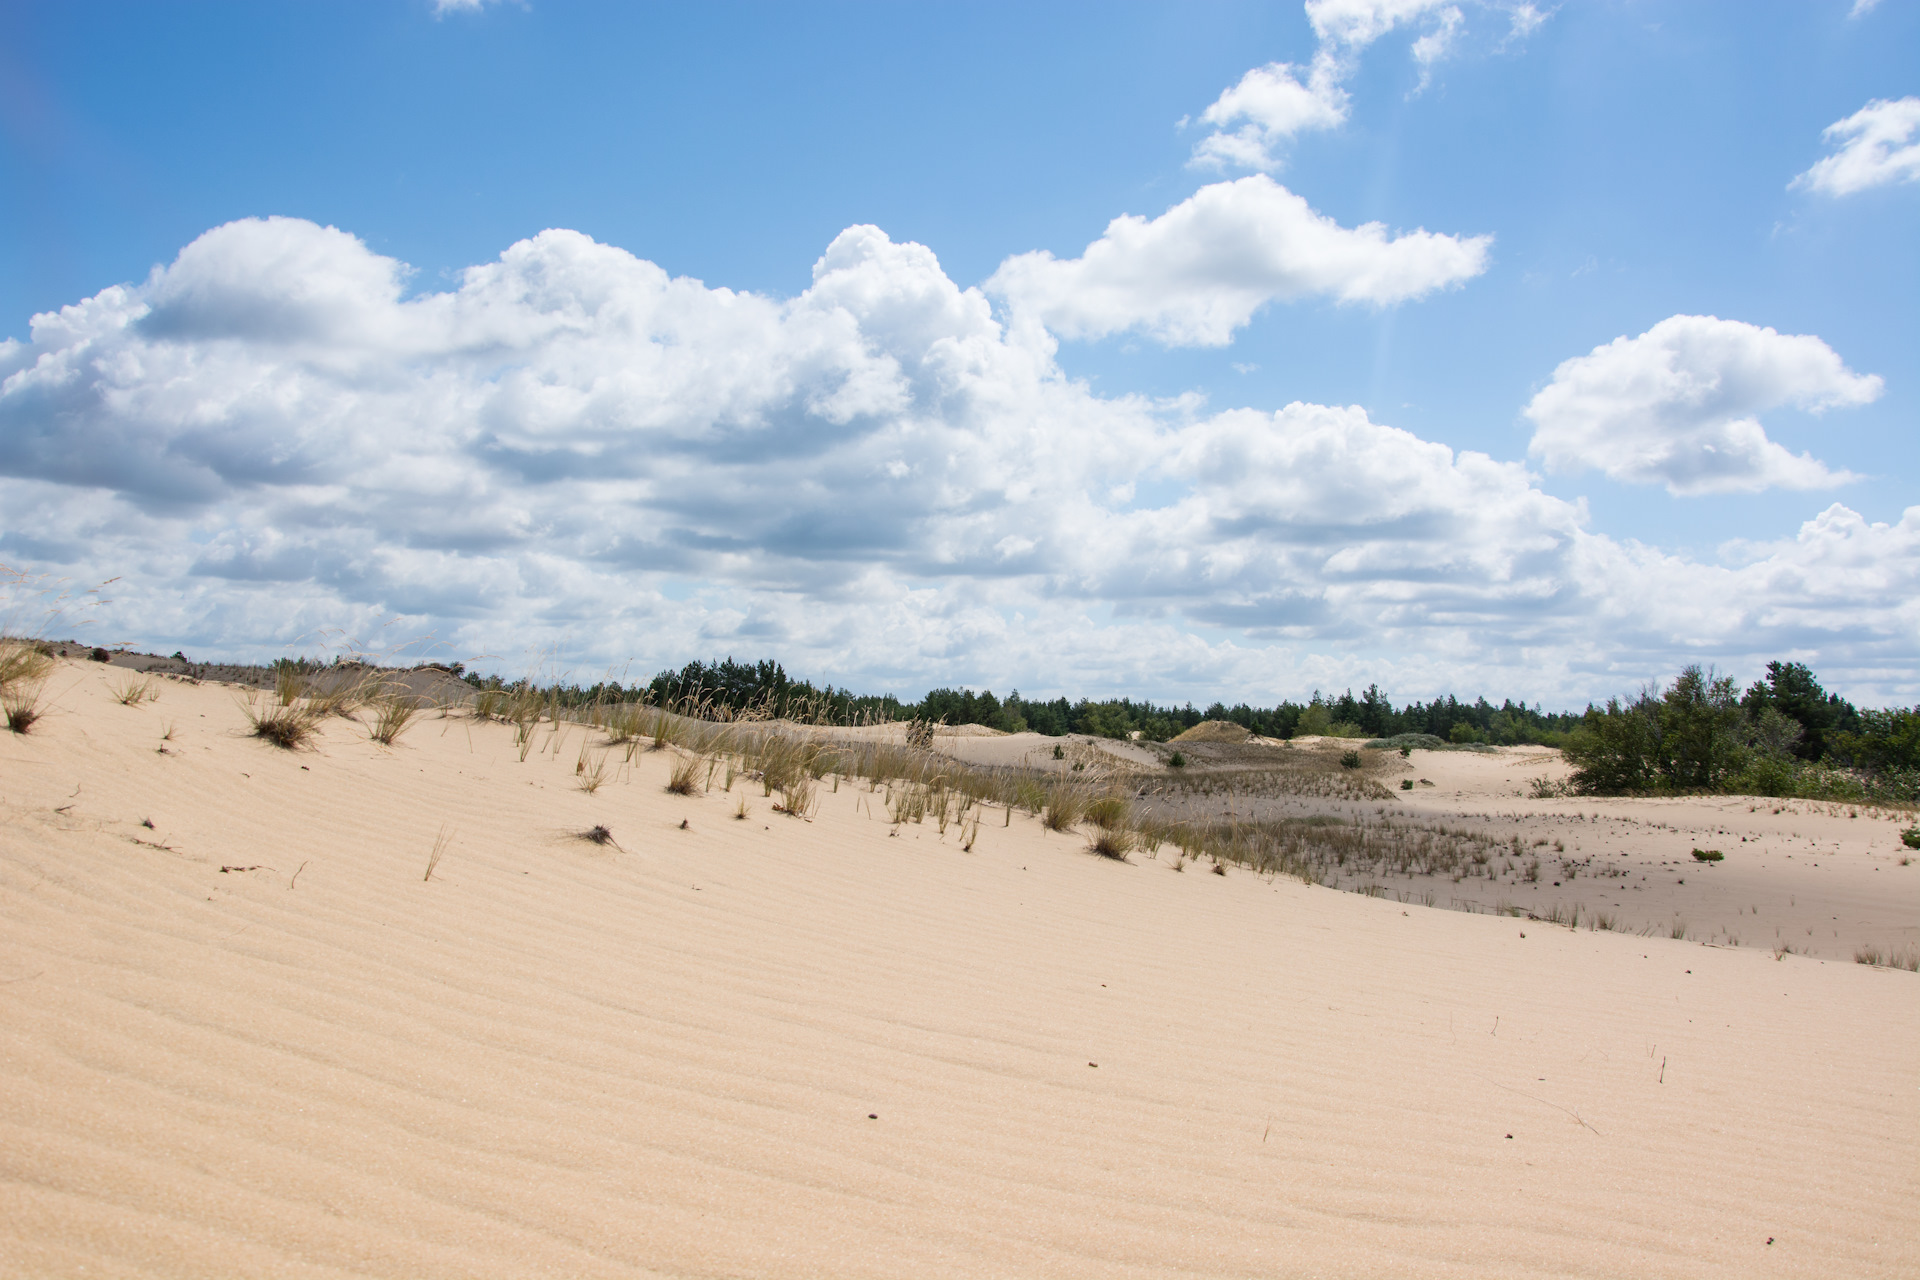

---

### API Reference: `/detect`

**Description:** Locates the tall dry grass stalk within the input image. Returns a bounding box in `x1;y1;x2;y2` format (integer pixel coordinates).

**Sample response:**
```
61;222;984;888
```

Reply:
368;688;421;745
424;826;452;881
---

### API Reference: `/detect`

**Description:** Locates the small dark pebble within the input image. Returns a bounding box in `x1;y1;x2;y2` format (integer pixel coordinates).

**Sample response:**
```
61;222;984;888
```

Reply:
867;1114;877;1120
1505;1133;1513;1139
679;819;689;830
1088;1062;1098;1068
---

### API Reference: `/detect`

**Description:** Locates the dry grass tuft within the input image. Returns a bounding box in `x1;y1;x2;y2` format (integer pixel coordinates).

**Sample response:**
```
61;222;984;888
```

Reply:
1855;943;1920;971
1083;793;1130;831
0;641;54;734
111;672;159;705
1042;781;1085;833
776;773;817;818
581;825;616;846
577;743;610;793
666;752;704;796
3;686;45;734
368;689;421;745
1088;828;1133;861
243;693;321;750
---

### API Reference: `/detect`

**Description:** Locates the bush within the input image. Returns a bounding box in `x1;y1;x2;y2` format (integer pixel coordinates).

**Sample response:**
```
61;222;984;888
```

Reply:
1399;778;1413;791
1365;733;1448;752
1168;751;1185;768
1565;666;1744;794
1691;848;1723;862
1339;750;1362;769
1903;827;1920;850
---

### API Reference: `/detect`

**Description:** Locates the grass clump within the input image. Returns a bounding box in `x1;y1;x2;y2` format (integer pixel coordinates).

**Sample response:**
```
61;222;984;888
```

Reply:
1088;828;1134;861
1902;826;1920;850
3;685;45;734
0;642;54;734
111;673;158;705
666;752;704;795
369;690;421;745
1083;793;1130;831
776;775;817;818
1690;848;1724;862
1855;943;1918;971
577;744;609;793
1041;781;1084;832
243;693;321;750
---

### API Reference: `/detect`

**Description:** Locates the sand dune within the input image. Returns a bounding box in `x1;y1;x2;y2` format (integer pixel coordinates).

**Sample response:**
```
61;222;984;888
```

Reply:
2;662;1916;1277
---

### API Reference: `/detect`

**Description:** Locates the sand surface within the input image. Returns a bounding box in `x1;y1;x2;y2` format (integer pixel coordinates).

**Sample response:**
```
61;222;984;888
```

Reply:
3;663;1916;1277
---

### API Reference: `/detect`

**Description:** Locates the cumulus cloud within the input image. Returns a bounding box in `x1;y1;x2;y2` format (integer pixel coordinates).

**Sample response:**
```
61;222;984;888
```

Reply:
1191;62;1350;171
1524;315;1880;496
1193;1;1544;168
985;176;1491;346
1792;97;1920;197
1305;0;1456;49
2;219;1915;703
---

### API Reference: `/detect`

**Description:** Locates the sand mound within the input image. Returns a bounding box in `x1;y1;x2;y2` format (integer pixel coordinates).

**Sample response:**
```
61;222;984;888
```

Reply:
1171;719;1253;743
2;660;1915;1277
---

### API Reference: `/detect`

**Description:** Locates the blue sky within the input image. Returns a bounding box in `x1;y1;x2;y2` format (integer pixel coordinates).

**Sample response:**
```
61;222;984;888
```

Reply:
2;1;1916;705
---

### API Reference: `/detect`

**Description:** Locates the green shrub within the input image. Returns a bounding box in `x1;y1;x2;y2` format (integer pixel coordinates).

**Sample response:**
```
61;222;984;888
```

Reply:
1902;827;1920;850
1168;751;1185;768
1691;848;1723;862
1339;750;1362;769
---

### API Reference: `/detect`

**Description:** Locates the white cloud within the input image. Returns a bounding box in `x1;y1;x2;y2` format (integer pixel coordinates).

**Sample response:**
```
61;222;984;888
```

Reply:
1305;0;1455;49
1524;315;1881;496
1792;96;1920;197
1191;62;1349;171
1849;0;1883;18
985;176;1491;346
1410;6;1465;88
2;220;1915;704
1505;3;1548;39
1193;2;1548;168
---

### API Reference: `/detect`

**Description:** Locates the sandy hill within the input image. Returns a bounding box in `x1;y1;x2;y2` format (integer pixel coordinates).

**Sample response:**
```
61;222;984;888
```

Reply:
1170;719;1254;743
2;661;1915;1277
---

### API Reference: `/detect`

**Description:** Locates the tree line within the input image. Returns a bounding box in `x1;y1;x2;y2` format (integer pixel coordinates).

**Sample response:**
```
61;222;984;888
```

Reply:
460;654;1915;801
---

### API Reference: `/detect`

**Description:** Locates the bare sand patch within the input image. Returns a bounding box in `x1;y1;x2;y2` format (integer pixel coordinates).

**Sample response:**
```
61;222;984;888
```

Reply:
1;662;1915;1276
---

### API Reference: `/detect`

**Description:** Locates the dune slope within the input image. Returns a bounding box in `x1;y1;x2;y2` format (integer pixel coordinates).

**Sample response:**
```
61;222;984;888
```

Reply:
2;664;1915;1277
